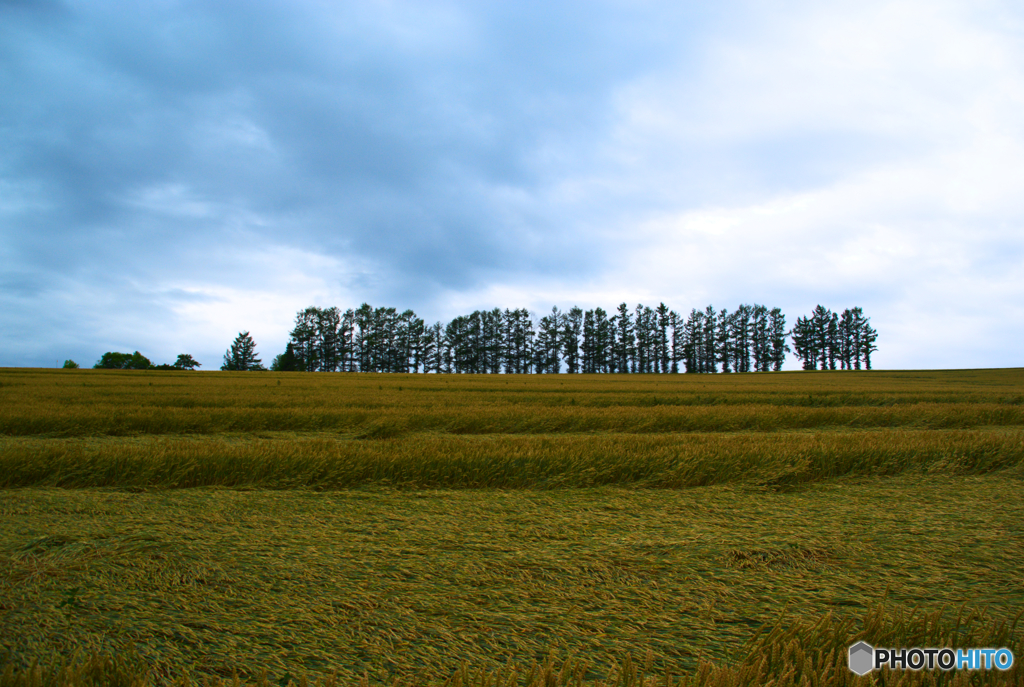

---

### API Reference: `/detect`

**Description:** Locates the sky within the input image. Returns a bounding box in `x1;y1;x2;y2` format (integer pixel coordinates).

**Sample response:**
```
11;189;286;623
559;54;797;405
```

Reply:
2;0;1023;370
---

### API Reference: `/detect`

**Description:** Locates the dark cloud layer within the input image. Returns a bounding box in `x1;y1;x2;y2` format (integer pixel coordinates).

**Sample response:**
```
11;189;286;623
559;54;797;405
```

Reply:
3;1;688;274
1;0;721;365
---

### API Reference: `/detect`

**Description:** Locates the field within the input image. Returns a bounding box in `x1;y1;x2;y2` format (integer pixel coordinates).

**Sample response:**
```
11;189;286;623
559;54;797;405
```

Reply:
1;368;1023;686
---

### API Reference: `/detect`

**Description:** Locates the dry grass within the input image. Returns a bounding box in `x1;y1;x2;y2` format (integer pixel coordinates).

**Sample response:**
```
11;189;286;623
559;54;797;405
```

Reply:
2;369;1024;439
2;368;1023;489
0;429;1021;489
3;606;1023;686
2;478;1023;685
1;368;1022;684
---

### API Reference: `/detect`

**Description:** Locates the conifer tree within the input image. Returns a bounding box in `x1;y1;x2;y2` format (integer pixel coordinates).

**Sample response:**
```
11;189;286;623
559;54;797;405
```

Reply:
668;309;681;373
810;305;833;370
633;304;650;373
790;316;816;370
717;307;732;373
594;307;613;373
613;303;634;374
562;307;583;373
221;332;264;371
860;318;878;370
702;306;718;373
751;305;770;372
582;309;596;373
339;309;356;372
534;307;563;373
655;303;671;373
826;311;839;371
289;308;317;371
480;309;503;373
730;304;752;373
316;306;343;372
681;309;700;373
769;308;789;371
422;322;444;373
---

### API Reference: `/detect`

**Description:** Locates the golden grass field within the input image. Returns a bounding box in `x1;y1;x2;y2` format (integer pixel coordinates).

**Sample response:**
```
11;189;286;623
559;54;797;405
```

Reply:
1;368;1022;686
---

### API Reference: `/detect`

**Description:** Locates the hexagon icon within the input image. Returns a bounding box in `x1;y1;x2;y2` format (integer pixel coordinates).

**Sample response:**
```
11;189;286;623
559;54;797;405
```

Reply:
848;641;874;676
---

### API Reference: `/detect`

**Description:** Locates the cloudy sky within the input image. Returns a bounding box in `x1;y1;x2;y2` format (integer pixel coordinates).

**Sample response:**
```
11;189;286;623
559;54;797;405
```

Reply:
2;0;1023;370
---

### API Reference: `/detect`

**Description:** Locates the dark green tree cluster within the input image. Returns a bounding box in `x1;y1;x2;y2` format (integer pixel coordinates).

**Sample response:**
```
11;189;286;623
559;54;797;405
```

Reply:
268;302;817;374
271;306;425;372
790;306;878;370
676;305;791;374
93;352;202;370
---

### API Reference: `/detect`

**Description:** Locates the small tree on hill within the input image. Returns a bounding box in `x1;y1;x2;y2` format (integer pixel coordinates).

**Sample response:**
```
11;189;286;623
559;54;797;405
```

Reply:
173;354;201;370
94;351;153;370
62;359;80;369
94;352;132;369
221;332;265;371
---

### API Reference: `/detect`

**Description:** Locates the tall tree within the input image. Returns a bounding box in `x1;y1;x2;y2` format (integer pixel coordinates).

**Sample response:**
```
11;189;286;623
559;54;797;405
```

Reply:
736;304;755;373
562;307;583;374
859;317;878;370
289;307;318;371
613;303;634;374
668;310;681;374
353;304;374;372
446;315;470;373
838;308;855;370
504;308;534;374
790;316;816;370
221;332;264;371
716;308;733;373
582;309;596;373
826;311;840;371
594;308;613;373
534;307;563;373
655;303;671;374
404;311;427;373
702;306;718;373
750;305;770;372
633;304;649;373
809;305;834;371
316;306;343;372
481;309;504;374
681;309;700;373
769;308;789;372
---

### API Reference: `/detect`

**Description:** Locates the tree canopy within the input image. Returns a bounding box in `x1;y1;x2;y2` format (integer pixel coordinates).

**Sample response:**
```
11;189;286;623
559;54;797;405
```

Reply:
93;351;153;370
173;354;202;370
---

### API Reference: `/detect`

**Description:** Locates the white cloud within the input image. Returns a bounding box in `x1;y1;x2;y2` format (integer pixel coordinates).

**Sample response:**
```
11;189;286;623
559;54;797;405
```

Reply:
435;0;1024;368
555;0;1020;368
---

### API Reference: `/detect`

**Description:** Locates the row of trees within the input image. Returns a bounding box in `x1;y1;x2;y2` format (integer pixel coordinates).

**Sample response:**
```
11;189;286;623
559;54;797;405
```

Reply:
246;302;874;374
93;351;201;370
790;306;878;370
87;304;877;375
